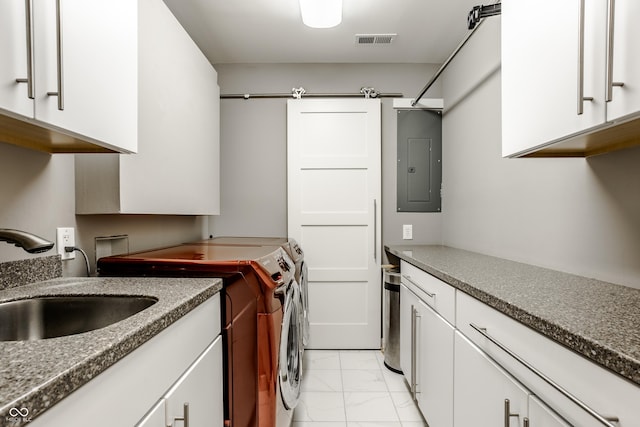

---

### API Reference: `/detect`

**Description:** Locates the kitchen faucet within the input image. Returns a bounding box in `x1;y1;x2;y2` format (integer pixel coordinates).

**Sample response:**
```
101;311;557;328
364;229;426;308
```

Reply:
0;229;55;254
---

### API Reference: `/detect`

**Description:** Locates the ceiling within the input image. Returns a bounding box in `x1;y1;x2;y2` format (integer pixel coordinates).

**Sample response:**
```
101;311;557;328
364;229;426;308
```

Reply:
162;0;484;65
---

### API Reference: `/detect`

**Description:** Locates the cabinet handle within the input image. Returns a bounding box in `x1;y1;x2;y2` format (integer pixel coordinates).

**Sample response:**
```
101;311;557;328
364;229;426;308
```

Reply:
16;0;36;99
169;402;189;427
504;399;519;427
605;0;625;102
46;0;64;110
577;0;593;115
402;275;436;298
410;305;421;399
469;323;619;427
523;417;530;427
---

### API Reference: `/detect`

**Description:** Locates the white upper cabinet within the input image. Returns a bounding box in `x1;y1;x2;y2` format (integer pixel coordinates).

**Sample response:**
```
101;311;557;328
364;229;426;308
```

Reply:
0;0;33;117
0;0;137;153
502;0;606;157
606;0;640;122
75;0;220;215
502;0;640;157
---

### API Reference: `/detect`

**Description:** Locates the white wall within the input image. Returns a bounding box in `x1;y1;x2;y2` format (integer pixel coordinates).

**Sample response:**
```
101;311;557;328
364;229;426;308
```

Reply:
0;143;208;277
440;17;640;289
212;63;444;250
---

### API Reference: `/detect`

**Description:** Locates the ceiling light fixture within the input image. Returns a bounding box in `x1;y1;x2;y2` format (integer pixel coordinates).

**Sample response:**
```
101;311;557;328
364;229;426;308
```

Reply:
299;0;342;29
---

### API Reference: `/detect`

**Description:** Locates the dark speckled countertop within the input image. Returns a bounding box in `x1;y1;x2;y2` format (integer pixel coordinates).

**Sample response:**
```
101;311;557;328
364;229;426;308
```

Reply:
0;276;222;423
386;245;640;386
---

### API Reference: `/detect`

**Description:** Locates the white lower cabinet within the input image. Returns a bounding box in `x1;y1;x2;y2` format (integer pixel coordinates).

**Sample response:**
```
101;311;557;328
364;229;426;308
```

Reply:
400;276;454;427
137;337;224;427
415;299;454;427
528;396;571;427
454;332;529;427
457;291;638;427
29;294;223;427
454;332;574;427
399;261;640;427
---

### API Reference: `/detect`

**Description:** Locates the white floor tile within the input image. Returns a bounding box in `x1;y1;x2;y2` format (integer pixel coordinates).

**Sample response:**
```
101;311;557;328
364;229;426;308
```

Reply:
344;392;399;422
293;423;346;427
381;368;409;392
347;422;402;427
340;351;382;370
389;392;424;422
293;351;423;427
302;370;343;392
304;350;342;370
342;370;387;392
294;392;346;422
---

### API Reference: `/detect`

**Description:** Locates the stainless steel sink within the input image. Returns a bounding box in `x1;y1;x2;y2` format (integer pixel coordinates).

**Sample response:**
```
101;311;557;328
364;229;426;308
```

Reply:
0;295;158;341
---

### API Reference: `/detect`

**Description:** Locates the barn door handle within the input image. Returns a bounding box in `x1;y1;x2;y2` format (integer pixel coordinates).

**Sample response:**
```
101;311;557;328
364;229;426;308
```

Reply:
373;199;377;261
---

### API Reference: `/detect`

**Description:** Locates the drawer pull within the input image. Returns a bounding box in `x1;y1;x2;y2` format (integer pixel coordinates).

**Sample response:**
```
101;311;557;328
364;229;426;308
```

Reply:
469;324;619;427
401;274;435;298
504;399;519;427
170;402;189;427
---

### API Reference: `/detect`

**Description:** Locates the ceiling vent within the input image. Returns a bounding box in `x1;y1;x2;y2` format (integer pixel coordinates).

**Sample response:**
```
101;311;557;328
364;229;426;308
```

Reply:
355;34;396;45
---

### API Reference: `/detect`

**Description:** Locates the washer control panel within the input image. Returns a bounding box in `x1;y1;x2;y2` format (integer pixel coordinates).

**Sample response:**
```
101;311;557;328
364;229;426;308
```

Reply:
256;247;296;286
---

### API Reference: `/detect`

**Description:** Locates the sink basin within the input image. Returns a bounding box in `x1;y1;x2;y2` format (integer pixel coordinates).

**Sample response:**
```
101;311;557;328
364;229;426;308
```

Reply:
0;295;158;341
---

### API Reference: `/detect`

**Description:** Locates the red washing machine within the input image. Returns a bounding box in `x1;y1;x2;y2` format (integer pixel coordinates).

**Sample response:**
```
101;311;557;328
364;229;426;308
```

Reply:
97;243;303;427
192;236;309;348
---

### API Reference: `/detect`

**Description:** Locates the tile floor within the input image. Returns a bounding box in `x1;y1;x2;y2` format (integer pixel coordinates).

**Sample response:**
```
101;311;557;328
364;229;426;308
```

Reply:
293;350;427;427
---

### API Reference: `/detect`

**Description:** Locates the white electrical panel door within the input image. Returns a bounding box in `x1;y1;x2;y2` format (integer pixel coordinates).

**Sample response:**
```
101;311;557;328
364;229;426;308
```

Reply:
287;98;381;349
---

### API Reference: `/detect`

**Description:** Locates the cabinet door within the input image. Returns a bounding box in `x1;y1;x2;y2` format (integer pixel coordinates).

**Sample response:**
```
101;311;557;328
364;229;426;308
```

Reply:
606;0;640;121
502;0;607;157
33;0;137;152
164;337;224;427
416;299;454;427
0;0;33;117
121;0;219;214
135;399;165;427
454;332;529;427
75;0;220;215
399;283;418;388
528;396;571;427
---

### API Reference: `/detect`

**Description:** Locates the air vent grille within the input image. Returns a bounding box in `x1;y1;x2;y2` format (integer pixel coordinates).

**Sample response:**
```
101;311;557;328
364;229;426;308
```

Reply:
355;34;396;45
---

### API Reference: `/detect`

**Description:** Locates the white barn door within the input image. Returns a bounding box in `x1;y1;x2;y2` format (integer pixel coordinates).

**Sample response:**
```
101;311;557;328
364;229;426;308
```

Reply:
287;99;381;349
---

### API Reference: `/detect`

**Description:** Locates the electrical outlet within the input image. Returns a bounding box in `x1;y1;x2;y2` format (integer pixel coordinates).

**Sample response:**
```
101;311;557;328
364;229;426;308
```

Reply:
403;224;413;240
56;227;76;260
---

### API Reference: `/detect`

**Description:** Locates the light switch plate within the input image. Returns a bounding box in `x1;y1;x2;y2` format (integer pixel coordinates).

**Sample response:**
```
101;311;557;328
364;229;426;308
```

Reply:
403;224;413;240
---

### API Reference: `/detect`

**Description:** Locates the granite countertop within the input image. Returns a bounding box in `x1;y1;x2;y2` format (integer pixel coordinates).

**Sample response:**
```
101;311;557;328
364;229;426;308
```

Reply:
386;245;640;386
0;276;222;423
